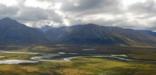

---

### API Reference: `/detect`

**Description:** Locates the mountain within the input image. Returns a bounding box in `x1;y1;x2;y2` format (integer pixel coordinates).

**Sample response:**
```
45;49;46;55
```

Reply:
1;17;156;46
44;24;156;46
0;18;47;44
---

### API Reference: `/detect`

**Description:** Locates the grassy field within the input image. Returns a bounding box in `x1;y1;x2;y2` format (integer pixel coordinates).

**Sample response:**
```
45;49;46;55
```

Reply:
0;53;38;60
0;45;155;75
0;57;155;75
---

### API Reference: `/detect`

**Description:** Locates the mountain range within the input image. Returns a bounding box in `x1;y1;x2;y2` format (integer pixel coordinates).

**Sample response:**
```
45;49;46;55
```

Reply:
0;17;156;47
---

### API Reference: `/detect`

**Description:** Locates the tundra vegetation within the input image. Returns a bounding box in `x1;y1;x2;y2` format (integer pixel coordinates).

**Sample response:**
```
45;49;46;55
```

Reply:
0;45;155;75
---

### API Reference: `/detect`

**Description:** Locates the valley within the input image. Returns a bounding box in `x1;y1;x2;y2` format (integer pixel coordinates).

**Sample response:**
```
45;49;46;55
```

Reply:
0;0;155;75
0;45;155;75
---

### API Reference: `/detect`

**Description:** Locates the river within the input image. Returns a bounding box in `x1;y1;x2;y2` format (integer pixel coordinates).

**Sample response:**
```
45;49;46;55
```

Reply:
0;51;133;64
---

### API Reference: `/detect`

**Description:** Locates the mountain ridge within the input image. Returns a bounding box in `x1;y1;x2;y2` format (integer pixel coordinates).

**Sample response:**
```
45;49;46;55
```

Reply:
0;18;48;45
0;18;156;47
44;24;156;46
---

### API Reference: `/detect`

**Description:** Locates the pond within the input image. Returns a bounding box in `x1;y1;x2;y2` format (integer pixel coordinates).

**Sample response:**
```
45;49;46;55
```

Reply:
0;60;38;64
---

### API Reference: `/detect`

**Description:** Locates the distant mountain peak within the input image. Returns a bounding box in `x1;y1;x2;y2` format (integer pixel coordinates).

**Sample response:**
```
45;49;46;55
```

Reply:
85;23;98;26
0;17;27;28
74;23;98;27
2;17;12;20
0;17;20;25
0;17;47;44
1;17;16;22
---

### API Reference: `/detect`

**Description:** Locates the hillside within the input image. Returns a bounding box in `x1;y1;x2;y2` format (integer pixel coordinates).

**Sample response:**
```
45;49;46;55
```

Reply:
0;18;47;44
45;24;156;46
0;18;156;46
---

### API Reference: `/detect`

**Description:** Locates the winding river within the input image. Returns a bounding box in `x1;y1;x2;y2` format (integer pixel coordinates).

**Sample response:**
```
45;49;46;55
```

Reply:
0;51;133;64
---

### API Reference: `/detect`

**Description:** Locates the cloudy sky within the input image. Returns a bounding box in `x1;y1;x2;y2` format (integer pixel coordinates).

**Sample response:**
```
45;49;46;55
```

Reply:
0;0;156;30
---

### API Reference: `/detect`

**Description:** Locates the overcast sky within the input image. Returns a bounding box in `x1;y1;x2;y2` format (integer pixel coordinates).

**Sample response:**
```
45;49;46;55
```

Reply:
0;0;156;30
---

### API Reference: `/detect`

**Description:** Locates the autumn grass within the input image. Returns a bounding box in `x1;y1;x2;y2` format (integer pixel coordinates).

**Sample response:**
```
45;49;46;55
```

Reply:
0;53;37;60
0;56;155;75
0;45;156;75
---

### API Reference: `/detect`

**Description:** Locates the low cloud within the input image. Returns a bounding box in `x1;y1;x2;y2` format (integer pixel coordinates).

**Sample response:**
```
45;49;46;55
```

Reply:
0;4;18;19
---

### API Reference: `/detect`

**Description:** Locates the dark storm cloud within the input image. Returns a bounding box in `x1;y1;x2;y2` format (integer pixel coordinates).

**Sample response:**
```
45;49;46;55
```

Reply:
0;0;156;30
0;0;122;27
61;0;121;16
0;0;62;26
17;7;48;21
17;7;61;22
